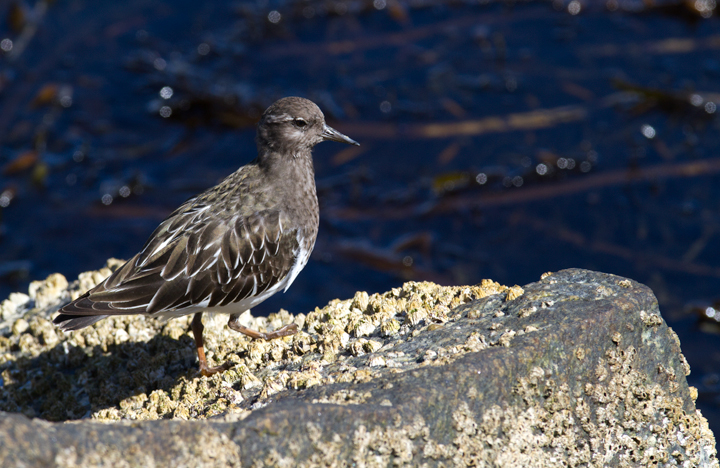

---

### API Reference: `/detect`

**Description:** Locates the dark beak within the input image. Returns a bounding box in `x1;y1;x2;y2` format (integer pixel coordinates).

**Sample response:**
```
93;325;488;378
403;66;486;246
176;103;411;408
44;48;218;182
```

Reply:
322;123;360;146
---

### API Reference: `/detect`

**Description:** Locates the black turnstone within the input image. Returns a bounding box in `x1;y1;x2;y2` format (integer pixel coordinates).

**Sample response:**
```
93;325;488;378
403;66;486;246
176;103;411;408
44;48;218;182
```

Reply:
54;97;359;376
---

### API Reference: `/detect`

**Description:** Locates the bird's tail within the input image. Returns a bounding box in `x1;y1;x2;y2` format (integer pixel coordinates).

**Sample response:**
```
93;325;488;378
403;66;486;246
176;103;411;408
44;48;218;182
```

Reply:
53;314;108;331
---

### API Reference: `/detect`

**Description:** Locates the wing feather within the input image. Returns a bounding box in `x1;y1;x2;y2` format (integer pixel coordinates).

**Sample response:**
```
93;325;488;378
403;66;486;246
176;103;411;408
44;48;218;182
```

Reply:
161;237;189;280
147;279;190;313
188;275;215;303
54;201;304;331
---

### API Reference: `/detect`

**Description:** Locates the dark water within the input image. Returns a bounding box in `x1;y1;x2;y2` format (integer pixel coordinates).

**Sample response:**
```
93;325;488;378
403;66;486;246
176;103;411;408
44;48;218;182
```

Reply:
2;0;720;434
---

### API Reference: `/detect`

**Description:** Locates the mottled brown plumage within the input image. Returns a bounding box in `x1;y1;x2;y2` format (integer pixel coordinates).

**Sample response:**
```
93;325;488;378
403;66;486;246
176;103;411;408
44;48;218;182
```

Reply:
54;97;359;376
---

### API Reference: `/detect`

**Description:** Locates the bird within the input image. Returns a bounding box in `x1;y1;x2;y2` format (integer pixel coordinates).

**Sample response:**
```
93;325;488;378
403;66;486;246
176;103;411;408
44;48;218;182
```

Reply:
54;96;359;376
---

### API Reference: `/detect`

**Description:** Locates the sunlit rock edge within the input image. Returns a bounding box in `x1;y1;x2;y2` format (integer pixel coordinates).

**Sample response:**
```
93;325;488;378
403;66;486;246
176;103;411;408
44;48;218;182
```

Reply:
0;261;715;467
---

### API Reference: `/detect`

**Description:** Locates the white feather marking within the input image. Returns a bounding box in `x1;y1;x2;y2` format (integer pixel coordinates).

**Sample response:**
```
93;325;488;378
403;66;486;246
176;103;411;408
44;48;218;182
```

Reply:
251;276;258;296
195;297;211;309
186;204;210;217
141;235;176;266
265;113;292;123
112;302;147;311
203;255;219;271
148;288;164;312
231;230;241;269
189;255;218;278
284;232;311;293
203;237;221;250
222;248;232;273
157;272;290;319
219;257;232;285
232;265;245;280
161;266;185;282
192;205;211;213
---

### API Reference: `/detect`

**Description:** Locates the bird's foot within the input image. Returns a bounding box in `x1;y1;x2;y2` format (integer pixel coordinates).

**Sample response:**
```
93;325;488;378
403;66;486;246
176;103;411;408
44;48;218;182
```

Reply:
192;312;236;377
198;359;234;377
228;314;299;340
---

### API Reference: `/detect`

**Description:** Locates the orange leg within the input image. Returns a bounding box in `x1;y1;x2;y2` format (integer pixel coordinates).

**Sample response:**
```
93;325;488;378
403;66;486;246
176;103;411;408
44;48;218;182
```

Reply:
227;313;298;339
191;312;299;377
191;312;233;377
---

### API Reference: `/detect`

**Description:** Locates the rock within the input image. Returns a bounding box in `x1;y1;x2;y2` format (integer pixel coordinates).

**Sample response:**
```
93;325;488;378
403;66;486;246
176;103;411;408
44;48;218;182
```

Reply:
11;319;29;336
28;273;68;310
0;293;30;321
0;268;716;467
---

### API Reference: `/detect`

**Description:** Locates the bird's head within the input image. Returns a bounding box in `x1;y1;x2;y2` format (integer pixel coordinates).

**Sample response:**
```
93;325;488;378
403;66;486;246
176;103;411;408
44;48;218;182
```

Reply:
257;97;359;157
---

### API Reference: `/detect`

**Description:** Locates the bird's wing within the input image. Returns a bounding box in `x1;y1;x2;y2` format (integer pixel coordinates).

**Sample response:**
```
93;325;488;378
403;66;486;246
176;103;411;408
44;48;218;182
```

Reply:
58;203;298;318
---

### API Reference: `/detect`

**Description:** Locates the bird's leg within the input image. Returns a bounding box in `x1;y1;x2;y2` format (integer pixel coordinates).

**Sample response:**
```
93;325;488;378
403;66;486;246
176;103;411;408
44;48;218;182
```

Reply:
191;312;233;377
227;313;299;340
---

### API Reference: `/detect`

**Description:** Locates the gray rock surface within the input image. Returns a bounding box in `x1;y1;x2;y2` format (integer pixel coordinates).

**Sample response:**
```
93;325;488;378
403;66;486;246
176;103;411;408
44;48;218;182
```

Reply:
0;265;716;467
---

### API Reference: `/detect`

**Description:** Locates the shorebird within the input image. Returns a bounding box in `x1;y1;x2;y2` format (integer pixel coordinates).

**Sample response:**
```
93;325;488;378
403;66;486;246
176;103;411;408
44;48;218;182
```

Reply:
54;97;359;376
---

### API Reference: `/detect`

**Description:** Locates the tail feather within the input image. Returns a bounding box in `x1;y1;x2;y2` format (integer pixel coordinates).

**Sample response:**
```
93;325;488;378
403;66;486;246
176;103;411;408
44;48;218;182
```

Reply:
53;313;108;331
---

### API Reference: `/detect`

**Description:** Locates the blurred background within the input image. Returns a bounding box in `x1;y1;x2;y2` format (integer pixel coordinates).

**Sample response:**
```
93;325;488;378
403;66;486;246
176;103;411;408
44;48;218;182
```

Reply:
0;0;719;437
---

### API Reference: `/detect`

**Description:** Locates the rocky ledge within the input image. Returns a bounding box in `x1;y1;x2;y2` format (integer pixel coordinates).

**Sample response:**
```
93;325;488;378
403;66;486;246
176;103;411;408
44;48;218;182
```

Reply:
0;264;716;467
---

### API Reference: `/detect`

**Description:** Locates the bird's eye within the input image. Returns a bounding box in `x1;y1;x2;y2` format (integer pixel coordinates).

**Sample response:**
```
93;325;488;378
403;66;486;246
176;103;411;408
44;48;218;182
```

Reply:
293;118;308;128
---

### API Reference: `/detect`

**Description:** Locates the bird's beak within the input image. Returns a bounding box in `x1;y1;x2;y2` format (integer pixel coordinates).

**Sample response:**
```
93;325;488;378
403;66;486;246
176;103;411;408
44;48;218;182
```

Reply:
322;123;360;146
